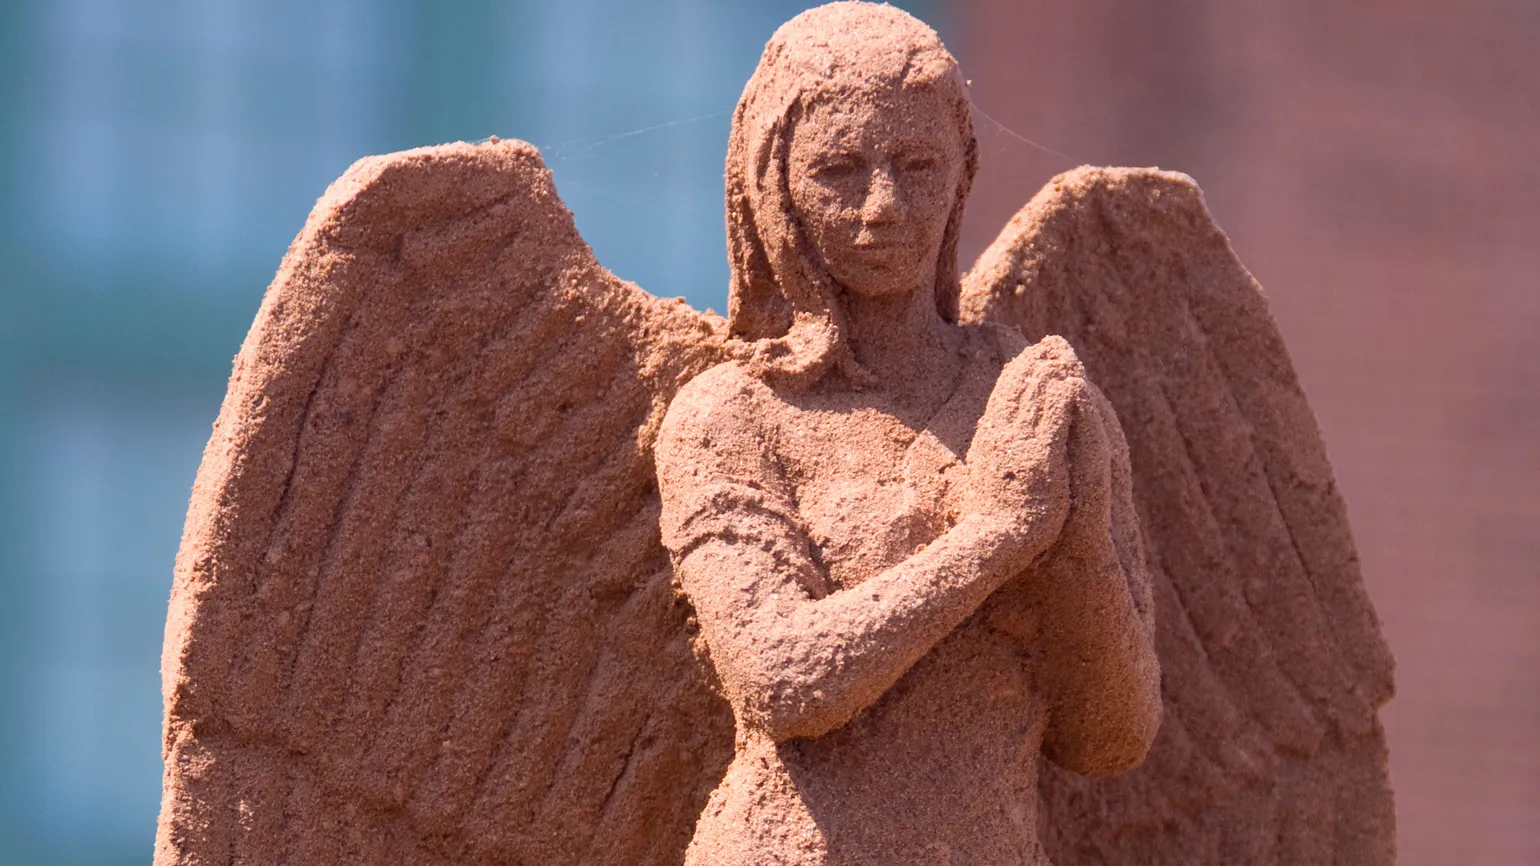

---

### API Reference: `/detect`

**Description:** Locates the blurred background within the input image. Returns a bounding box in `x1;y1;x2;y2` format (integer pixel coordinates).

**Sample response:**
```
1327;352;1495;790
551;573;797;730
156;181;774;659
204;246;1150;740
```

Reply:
0;0;1533;863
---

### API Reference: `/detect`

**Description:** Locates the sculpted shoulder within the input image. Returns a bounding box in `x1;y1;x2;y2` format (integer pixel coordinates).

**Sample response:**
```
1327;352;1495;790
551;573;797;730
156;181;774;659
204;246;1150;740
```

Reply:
656;361;778;475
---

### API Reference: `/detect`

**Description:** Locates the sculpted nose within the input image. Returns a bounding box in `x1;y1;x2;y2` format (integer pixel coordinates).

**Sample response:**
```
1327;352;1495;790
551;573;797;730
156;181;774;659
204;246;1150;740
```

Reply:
861;166;900;226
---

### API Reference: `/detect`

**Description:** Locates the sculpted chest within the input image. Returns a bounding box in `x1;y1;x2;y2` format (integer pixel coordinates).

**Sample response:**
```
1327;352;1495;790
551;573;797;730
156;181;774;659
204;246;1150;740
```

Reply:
772;397;978;590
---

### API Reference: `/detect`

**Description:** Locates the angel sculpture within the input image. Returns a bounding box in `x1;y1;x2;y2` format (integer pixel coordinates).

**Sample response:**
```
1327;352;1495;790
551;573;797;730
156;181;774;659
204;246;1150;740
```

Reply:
156;3;1396;865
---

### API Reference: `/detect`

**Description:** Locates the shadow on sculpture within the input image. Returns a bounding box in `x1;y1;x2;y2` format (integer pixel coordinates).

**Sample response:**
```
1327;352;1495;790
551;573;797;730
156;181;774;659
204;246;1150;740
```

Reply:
155;3;1395;864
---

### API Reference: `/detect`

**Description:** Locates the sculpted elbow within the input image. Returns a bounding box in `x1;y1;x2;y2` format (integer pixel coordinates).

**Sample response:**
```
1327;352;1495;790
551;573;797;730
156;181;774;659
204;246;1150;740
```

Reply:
742;674;850;743
720;649;863;742
1043;668;1162;780
1048;708;1161;779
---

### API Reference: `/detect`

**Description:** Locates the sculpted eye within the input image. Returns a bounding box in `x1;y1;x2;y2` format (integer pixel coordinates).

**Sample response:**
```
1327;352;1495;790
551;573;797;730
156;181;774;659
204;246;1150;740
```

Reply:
810;156;861;179
899;154;939;174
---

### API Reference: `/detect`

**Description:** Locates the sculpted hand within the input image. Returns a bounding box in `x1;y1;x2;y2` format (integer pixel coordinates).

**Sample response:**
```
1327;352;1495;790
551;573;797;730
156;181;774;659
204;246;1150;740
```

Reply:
1059;383;1118;547
962;335;1084;571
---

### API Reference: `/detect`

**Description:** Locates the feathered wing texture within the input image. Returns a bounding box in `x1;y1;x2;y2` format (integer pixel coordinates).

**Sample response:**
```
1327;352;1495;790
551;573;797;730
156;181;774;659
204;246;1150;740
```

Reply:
156;140;735;866
961;167;1397;864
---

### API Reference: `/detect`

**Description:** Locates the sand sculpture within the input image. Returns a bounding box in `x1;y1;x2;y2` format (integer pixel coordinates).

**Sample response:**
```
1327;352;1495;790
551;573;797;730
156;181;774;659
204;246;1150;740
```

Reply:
155;3;1395;864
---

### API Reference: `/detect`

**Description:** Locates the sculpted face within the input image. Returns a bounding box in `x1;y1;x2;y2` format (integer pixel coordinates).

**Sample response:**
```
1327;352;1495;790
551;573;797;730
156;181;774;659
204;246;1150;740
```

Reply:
787;82;965;301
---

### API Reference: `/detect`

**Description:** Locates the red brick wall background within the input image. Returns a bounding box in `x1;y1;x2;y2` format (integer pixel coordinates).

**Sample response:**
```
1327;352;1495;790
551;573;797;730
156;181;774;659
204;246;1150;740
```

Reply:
957;2;1540;862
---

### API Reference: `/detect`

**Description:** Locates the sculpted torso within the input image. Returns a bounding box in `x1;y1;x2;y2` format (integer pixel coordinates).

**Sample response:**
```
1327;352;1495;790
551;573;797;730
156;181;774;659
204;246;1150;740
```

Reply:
661;337;1061;864
653;5;1159;863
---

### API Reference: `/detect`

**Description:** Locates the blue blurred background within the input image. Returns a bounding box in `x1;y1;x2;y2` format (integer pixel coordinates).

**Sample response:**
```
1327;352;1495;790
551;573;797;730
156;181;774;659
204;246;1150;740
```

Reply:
0;1;937;861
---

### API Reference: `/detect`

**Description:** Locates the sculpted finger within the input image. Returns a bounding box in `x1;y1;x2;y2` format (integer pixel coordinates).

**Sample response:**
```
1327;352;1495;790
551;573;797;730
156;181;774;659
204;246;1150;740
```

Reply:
1074;387;1113;497
1082;381;1127;460
1063;386;1115;539
1008;338;1090;429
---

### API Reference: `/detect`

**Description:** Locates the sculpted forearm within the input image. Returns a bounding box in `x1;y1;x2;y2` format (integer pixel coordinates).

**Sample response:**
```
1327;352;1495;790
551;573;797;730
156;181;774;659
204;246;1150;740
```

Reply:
684;514;1043;742
1037;379;1161;777
1037;571;1161;778
661;346;1083;742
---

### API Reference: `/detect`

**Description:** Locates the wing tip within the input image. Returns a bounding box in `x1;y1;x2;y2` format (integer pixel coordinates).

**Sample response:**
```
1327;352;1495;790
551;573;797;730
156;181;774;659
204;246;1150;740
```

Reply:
315;138;555;225
1045;164;1200;193
334;138;548;194
964;165;1218;306
1041;166;1211;223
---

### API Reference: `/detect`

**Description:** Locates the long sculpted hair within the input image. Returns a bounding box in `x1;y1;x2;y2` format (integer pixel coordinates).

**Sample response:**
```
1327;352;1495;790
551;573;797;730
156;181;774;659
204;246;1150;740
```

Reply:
725;1;979;386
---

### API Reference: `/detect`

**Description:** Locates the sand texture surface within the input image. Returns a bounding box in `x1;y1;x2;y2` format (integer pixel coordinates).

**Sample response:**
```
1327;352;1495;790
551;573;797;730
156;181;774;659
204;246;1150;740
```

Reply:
963;166;1396;863
155;139;736;865
157;3;1394;864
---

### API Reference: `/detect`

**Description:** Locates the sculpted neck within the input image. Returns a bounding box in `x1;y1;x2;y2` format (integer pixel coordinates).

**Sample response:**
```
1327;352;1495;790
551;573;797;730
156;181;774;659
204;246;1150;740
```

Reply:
840;281;957;386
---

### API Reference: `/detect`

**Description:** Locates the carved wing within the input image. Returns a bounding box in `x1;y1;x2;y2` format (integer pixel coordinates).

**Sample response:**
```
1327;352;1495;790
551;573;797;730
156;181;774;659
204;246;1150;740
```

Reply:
961;168;1397;864
156;140;735;865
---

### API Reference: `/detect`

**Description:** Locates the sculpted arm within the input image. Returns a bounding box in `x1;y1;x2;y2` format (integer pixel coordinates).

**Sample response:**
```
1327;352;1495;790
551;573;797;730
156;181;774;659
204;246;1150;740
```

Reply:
667;496;1030;743
959;334;1159;775
656;357;1074;743
1034;381;1163;778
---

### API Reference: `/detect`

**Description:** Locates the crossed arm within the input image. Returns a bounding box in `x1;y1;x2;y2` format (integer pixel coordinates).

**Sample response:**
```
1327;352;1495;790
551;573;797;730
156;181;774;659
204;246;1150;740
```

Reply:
663;486;1052;742
655;348;1157;765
